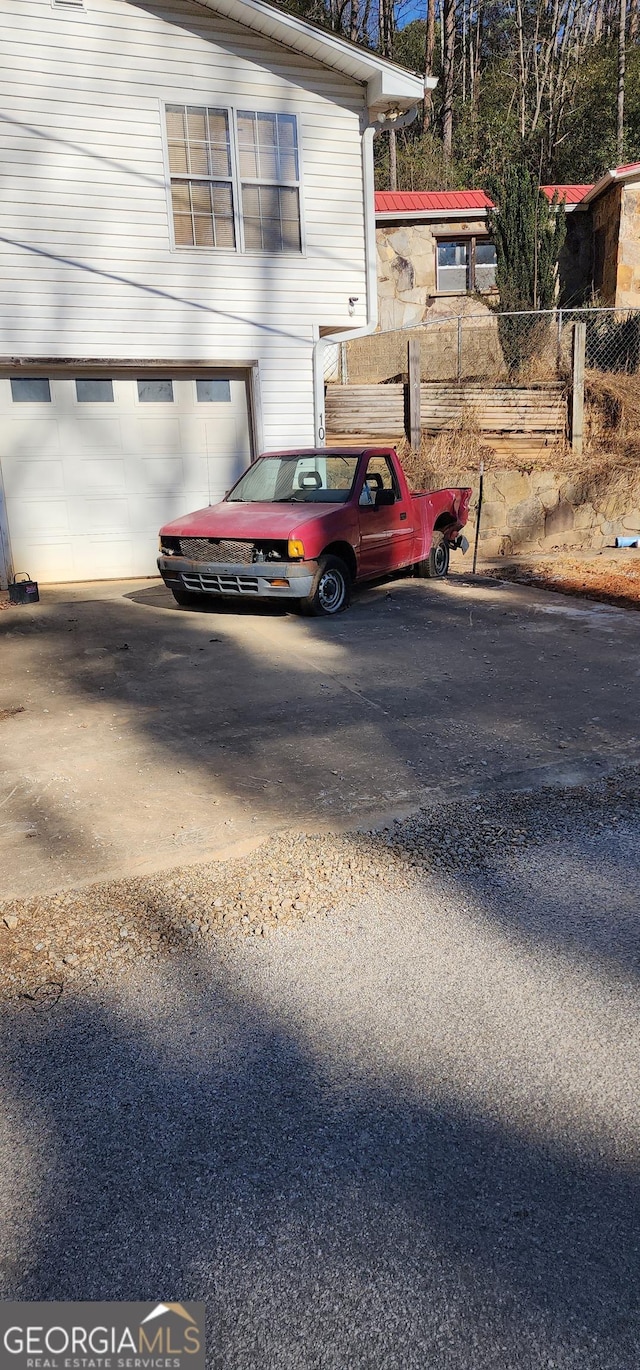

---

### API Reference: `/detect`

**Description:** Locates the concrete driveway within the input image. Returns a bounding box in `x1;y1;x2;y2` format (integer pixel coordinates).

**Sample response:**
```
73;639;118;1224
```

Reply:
1;569;640;900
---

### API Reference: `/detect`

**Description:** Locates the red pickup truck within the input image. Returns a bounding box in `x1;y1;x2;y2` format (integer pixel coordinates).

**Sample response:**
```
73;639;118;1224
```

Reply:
158;447;471;616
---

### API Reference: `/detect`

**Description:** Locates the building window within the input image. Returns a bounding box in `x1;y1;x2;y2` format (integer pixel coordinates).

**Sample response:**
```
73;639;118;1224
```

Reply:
165;105;301;253
166;105;236;249
437;240;469;292
436;238;497;293
10;377;51;402
196;379;231;402
137;379;174;403
237;112;301;253
475;241;498;291
76;378;114;402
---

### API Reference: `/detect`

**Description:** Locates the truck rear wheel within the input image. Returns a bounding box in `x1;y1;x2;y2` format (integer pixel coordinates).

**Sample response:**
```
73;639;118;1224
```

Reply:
300;555;351;616
416;531;450;580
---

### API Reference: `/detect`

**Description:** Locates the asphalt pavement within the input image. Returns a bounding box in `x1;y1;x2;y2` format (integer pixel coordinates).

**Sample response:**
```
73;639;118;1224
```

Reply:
1;774;638;1370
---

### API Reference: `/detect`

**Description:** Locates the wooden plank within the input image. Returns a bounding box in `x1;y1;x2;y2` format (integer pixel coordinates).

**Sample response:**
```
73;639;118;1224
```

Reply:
571;321;586;455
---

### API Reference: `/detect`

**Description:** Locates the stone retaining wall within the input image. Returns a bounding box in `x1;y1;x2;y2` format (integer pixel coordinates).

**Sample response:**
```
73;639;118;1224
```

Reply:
451;467;640;557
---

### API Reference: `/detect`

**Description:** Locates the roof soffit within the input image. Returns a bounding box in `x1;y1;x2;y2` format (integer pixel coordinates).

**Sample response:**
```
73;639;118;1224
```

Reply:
187;0;427;112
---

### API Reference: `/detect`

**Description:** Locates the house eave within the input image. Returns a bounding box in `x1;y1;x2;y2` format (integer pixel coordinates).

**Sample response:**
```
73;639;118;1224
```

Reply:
192;0;428;112
376;207;489;223
580;166;640;207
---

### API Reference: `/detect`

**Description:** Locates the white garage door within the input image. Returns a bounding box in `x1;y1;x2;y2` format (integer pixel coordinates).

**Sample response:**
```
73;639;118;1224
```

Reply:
0;371;252;582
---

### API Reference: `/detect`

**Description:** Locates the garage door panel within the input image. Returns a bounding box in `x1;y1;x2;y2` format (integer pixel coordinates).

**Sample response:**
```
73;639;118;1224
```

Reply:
2;460;65;498
177;417;207;455
2;371;251;582
65;419;123;456
72;537;134;582
137;491;210;532
68;498;130;536
12;540;74;581
132;457;186;495
4;419;61;457
203;417;244;456
8;498;70;536
71;459;127;495
134;418;183;454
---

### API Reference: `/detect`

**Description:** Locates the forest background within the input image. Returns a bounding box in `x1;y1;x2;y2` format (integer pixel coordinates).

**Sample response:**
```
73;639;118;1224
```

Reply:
277;0;640;192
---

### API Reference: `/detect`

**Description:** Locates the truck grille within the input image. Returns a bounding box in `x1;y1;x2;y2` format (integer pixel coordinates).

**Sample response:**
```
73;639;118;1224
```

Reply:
182;572;260;595
178;537;255;564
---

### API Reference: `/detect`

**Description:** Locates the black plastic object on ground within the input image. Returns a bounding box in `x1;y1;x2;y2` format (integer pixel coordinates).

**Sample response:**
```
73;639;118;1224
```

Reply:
8;572;39;605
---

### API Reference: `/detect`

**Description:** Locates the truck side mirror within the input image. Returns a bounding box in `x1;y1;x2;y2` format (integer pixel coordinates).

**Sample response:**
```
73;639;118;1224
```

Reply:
375;488;395;507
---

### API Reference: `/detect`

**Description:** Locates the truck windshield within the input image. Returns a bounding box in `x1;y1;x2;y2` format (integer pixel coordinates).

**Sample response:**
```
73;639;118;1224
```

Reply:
227;454;361;504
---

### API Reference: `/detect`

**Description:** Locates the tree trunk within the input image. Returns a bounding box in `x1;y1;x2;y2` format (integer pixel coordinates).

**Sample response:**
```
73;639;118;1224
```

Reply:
424;0;436;124
630;0;639;41
349;0;359;43
379;0;394;57
442;0;455;156
389;127;397;190
618;0;626;161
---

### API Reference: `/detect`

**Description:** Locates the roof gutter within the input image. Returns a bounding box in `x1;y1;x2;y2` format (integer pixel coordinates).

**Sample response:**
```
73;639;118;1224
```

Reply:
580;165;640;207
312;98;428;444
376;206;490;222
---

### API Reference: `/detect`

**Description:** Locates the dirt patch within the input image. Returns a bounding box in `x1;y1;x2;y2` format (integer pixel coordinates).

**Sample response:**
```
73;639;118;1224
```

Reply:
0;705;25;722
486;548;640;610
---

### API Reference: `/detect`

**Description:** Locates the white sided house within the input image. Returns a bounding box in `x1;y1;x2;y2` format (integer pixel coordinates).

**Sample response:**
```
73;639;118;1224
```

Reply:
0;0;425;585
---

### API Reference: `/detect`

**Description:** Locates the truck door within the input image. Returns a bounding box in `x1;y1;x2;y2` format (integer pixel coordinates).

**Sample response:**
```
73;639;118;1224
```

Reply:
357;454;414;577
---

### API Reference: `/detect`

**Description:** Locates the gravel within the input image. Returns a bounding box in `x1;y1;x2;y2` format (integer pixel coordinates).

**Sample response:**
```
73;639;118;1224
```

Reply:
1;767;639;1002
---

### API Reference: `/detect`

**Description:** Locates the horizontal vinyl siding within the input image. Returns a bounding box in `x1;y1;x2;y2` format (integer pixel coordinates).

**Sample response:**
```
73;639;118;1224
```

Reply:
0;0;370;445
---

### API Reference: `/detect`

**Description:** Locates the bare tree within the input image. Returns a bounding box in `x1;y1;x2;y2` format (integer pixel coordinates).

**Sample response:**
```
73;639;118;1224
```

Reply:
618;0;626;160
424;0;436;125
441;0;456;155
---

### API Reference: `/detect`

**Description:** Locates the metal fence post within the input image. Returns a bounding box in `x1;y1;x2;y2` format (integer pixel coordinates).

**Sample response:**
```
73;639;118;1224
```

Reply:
457;316;462;381
407;336;421;451
557;309;563;373
571;320;586;454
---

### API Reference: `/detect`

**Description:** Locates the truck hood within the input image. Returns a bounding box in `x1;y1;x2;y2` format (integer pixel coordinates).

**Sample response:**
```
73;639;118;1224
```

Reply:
160;500;343;541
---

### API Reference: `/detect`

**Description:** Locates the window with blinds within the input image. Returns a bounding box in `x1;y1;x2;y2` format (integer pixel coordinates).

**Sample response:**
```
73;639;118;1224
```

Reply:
237;111;301;253
165;105;301;253
166;105;236;249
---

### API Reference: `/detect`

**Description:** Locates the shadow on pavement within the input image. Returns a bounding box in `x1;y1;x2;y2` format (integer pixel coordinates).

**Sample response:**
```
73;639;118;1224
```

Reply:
0;945;638;1369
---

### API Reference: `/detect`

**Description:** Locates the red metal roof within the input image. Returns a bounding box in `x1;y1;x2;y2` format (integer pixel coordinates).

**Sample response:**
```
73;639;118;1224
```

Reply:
375;190;494;213
542;184;593;204
375;186;594;215
612;162;640;175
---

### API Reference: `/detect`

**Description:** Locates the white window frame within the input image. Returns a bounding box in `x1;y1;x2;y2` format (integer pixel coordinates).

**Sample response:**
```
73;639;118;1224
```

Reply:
161;100;304;257
435;236;497;294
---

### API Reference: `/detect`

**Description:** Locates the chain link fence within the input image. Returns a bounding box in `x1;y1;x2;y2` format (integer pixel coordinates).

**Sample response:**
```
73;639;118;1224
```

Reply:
333;308;640;386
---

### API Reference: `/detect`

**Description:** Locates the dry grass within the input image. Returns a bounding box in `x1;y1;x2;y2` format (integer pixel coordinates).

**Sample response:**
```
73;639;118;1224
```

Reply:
585;370;640;459
396;422;493;491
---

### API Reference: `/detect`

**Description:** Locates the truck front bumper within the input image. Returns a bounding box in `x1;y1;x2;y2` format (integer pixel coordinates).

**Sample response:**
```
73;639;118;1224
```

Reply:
157;555;316;600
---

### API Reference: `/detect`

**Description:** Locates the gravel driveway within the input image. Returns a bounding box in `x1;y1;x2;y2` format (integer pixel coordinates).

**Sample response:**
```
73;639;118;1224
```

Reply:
1;773;638;1370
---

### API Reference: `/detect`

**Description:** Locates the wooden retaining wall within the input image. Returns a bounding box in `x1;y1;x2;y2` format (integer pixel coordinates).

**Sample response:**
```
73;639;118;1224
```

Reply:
325;382;567;448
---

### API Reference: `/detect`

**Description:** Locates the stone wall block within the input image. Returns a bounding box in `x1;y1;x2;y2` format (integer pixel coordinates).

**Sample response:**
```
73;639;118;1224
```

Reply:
507;495;546;535
478;501;507;530
492;471;531;504
573;503;597;530
545;501;575;538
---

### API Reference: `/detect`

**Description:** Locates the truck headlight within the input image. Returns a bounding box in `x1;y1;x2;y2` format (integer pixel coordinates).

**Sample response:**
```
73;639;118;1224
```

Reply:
287;539;305;560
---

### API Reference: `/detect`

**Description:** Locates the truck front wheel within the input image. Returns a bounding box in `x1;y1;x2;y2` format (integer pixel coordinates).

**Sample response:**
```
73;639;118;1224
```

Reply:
416;531;450;580
300;555;351;616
